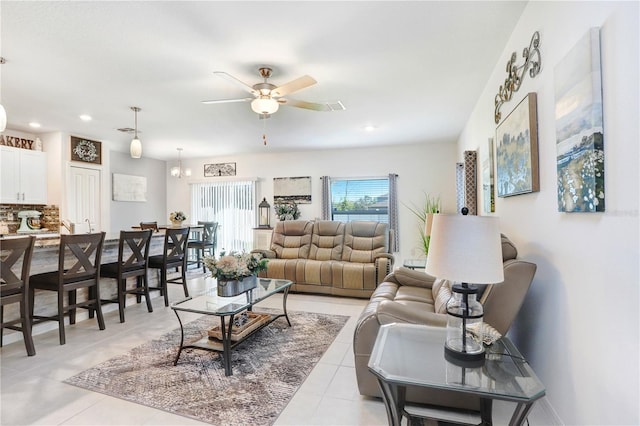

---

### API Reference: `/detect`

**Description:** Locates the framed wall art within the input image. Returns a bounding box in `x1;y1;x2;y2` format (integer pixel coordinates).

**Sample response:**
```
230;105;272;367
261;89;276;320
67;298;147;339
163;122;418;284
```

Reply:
71;136;102;164
555;27;604;212
204;162;236;177
495;92;539;197
112;173;147;202
274;176;312;204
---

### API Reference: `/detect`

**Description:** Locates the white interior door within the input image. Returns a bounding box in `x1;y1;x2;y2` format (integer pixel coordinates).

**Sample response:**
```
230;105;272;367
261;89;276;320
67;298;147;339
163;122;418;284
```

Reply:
68;166;101;232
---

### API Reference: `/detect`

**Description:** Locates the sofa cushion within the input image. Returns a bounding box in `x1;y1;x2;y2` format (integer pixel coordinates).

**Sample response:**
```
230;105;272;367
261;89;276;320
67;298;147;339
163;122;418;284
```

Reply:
332;261;377;290
270;220;313;259
342;222;389;263
309;221;345;261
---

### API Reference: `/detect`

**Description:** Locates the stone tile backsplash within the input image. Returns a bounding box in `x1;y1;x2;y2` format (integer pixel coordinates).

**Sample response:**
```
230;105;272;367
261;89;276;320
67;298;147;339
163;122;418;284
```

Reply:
0;204;60;234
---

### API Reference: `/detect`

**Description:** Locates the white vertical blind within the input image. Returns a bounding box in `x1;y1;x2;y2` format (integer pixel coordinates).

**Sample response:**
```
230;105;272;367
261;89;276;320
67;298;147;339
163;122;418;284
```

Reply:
190;180;256;254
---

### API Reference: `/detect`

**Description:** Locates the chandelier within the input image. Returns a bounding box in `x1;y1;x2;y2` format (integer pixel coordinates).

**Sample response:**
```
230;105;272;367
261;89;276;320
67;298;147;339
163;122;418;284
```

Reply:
170;148;192;178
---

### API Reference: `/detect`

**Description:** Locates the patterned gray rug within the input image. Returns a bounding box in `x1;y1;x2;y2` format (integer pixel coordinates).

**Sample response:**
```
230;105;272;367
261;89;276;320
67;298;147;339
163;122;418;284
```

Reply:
64;310;349;425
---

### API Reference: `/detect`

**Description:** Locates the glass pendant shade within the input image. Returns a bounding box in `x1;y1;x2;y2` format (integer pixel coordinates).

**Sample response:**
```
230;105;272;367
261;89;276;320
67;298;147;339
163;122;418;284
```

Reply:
251;96;279;115
130;138;142;158
0;104;6;132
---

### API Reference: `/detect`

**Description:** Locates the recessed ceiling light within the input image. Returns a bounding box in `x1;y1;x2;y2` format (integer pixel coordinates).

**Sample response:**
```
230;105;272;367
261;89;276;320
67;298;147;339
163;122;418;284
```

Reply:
79;114;92;121
364;125;377;132
29;122;41;128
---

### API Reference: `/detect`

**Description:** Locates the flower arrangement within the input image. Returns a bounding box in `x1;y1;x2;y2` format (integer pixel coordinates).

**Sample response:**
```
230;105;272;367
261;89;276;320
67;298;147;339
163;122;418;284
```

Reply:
274;202;301;221
203;251;268;281
169;211;186;222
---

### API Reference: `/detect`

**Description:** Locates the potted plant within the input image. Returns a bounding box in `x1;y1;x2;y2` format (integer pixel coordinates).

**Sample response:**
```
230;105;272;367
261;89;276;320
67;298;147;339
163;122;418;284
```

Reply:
274;202;301;221
406;194;441;256
203;251;269;297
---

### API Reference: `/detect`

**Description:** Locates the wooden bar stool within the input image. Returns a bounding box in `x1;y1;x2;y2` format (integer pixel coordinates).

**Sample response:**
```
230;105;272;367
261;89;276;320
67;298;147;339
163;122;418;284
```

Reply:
99;230;153;323
187;221;218;272
148;227;190;307
139;221;159;232
29;232;106;345
1;235;37;356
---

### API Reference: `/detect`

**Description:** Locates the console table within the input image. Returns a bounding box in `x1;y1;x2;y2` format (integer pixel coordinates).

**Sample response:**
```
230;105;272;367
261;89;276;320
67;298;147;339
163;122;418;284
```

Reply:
368;323;545;426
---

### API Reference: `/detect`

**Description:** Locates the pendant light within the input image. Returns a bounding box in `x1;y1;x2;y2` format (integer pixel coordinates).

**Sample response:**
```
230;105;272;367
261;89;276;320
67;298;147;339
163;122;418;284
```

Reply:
170;148;192;178
130;106;142;158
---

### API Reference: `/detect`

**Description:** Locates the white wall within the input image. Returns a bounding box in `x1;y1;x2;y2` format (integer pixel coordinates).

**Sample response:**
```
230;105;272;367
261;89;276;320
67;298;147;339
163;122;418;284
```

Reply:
458;2;639;424
166;142;457;263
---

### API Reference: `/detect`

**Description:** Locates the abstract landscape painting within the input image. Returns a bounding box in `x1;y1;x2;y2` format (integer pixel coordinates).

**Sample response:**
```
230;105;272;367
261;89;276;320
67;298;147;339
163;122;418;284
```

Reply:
555;27;604;212
496;93;539;197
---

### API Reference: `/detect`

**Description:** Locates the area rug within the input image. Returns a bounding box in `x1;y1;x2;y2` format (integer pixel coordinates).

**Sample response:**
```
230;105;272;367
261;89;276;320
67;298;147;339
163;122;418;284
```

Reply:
64;310;349;425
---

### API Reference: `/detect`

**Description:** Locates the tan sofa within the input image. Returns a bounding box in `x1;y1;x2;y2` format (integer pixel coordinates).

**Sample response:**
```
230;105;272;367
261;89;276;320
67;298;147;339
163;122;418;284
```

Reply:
353;234;536;411
252;220;394;298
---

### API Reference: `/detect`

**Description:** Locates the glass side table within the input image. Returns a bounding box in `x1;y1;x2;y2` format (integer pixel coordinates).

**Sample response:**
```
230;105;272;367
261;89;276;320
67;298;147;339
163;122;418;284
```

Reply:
368;323;545;426
402;258;427;270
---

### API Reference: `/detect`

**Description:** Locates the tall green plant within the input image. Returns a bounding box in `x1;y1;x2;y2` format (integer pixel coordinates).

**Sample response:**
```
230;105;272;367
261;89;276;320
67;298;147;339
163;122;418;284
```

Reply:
404;194;440;256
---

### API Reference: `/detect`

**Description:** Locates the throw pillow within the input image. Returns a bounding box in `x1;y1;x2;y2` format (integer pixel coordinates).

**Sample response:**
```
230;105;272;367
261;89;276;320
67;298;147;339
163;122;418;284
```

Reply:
433;279;452;314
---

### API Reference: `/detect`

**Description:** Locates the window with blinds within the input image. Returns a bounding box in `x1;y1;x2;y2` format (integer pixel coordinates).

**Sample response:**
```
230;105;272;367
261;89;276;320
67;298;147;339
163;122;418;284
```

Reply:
190;180;256;253
330;177;389;222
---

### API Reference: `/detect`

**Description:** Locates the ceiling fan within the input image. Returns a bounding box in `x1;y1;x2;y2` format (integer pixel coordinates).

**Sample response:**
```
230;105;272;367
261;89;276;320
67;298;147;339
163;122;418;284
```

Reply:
202;67;345;118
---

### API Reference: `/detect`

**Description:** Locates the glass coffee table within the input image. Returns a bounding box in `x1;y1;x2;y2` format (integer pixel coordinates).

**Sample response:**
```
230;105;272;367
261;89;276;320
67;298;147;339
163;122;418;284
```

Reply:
171;277;293;376
369;323;545;426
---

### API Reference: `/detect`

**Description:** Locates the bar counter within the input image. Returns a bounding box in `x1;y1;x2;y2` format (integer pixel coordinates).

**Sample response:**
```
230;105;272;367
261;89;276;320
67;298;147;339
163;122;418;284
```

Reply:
1;230;187;345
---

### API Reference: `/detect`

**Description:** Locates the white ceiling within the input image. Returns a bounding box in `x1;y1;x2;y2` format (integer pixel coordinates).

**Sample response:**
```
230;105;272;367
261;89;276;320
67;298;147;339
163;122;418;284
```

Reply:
1;1;526;161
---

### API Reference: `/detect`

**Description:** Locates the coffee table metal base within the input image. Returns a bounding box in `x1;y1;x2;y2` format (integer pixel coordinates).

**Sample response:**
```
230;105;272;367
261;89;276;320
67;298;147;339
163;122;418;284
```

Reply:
173;286;291;376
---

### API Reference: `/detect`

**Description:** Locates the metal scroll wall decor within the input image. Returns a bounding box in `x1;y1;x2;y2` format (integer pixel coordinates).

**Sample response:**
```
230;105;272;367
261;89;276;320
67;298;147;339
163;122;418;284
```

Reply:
494;31;542;124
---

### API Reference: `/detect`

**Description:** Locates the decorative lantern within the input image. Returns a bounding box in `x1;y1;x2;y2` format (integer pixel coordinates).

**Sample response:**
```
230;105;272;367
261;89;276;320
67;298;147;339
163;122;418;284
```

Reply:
258;198;271;228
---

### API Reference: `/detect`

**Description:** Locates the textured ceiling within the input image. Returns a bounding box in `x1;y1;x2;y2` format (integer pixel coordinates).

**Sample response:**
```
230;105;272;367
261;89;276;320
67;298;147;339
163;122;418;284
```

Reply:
1;1;526;160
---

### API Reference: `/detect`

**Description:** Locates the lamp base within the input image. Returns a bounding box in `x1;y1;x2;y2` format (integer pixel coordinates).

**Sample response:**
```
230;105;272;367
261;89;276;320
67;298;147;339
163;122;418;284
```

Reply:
444;345;485;367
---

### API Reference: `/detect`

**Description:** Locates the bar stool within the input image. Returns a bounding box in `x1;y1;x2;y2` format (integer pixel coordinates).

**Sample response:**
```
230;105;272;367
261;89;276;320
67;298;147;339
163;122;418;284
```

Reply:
188;221;218;272
99;230;153;323
148;227;190;307
29;232;106;345
1;235;37;356
139;221;159;232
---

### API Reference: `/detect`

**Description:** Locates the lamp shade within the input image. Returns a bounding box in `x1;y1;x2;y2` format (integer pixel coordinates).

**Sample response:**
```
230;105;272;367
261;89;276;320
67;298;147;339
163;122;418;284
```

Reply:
251;96;279;115
130;138;142;158
425;214;504;284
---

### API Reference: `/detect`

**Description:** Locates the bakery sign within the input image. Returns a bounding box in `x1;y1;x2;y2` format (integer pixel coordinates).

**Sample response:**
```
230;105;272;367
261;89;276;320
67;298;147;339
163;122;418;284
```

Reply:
71;136;102;164
0;134;35;149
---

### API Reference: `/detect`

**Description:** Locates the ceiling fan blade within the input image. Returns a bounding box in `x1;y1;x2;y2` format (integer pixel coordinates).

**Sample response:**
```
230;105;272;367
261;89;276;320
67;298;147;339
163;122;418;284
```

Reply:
201;97;253;104
271;75;317;97
280;98;346;112
213;71;259;96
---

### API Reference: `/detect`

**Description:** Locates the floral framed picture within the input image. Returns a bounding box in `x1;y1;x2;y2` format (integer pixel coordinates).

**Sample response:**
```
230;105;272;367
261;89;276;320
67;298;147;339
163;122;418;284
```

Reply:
495;93;539;197
204;162;236;177
71;136;102;164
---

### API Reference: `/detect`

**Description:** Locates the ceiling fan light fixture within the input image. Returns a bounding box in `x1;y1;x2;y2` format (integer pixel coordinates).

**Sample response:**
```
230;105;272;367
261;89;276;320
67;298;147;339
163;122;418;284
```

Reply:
251;96;279;115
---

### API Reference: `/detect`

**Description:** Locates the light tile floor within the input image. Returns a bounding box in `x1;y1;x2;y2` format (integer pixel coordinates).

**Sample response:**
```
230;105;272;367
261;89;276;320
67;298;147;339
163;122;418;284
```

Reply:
1;276;550;425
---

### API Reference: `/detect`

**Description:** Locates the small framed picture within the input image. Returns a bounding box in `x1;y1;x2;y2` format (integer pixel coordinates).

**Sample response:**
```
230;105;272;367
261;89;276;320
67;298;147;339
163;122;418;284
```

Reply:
71;136;102;164
204;162;236;177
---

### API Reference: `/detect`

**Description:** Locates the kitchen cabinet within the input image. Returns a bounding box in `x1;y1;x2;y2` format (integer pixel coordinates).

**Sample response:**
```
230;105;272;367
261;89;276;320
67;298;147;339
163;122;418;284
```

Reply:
0;146;47;204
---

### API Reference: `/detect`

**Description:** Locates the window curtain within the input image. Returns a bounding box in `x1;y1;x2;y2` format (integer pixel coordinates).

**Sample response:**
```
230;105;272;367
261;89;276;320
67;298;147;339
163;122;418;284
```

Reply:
388;173;399;252
320;176;331;220
190;180;256;253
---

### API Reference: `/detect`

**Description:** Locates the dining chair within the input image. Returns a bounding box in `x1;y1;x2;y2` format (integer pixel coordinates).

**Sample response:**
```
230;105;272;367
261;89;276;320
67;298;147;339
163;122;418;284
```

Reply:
148;227;190;307
139;221;159;232
1;235;37;356
29;232;106;345
99;229;153;323
187;221;218;273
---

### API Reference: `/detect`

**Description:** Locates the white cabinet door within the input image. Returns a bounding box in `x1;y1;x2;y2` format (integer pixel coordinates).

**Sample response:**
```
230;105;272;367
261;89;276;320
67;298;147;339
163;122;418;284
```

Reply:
0;146;47;204
0;147;21;203
20;149;47;204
